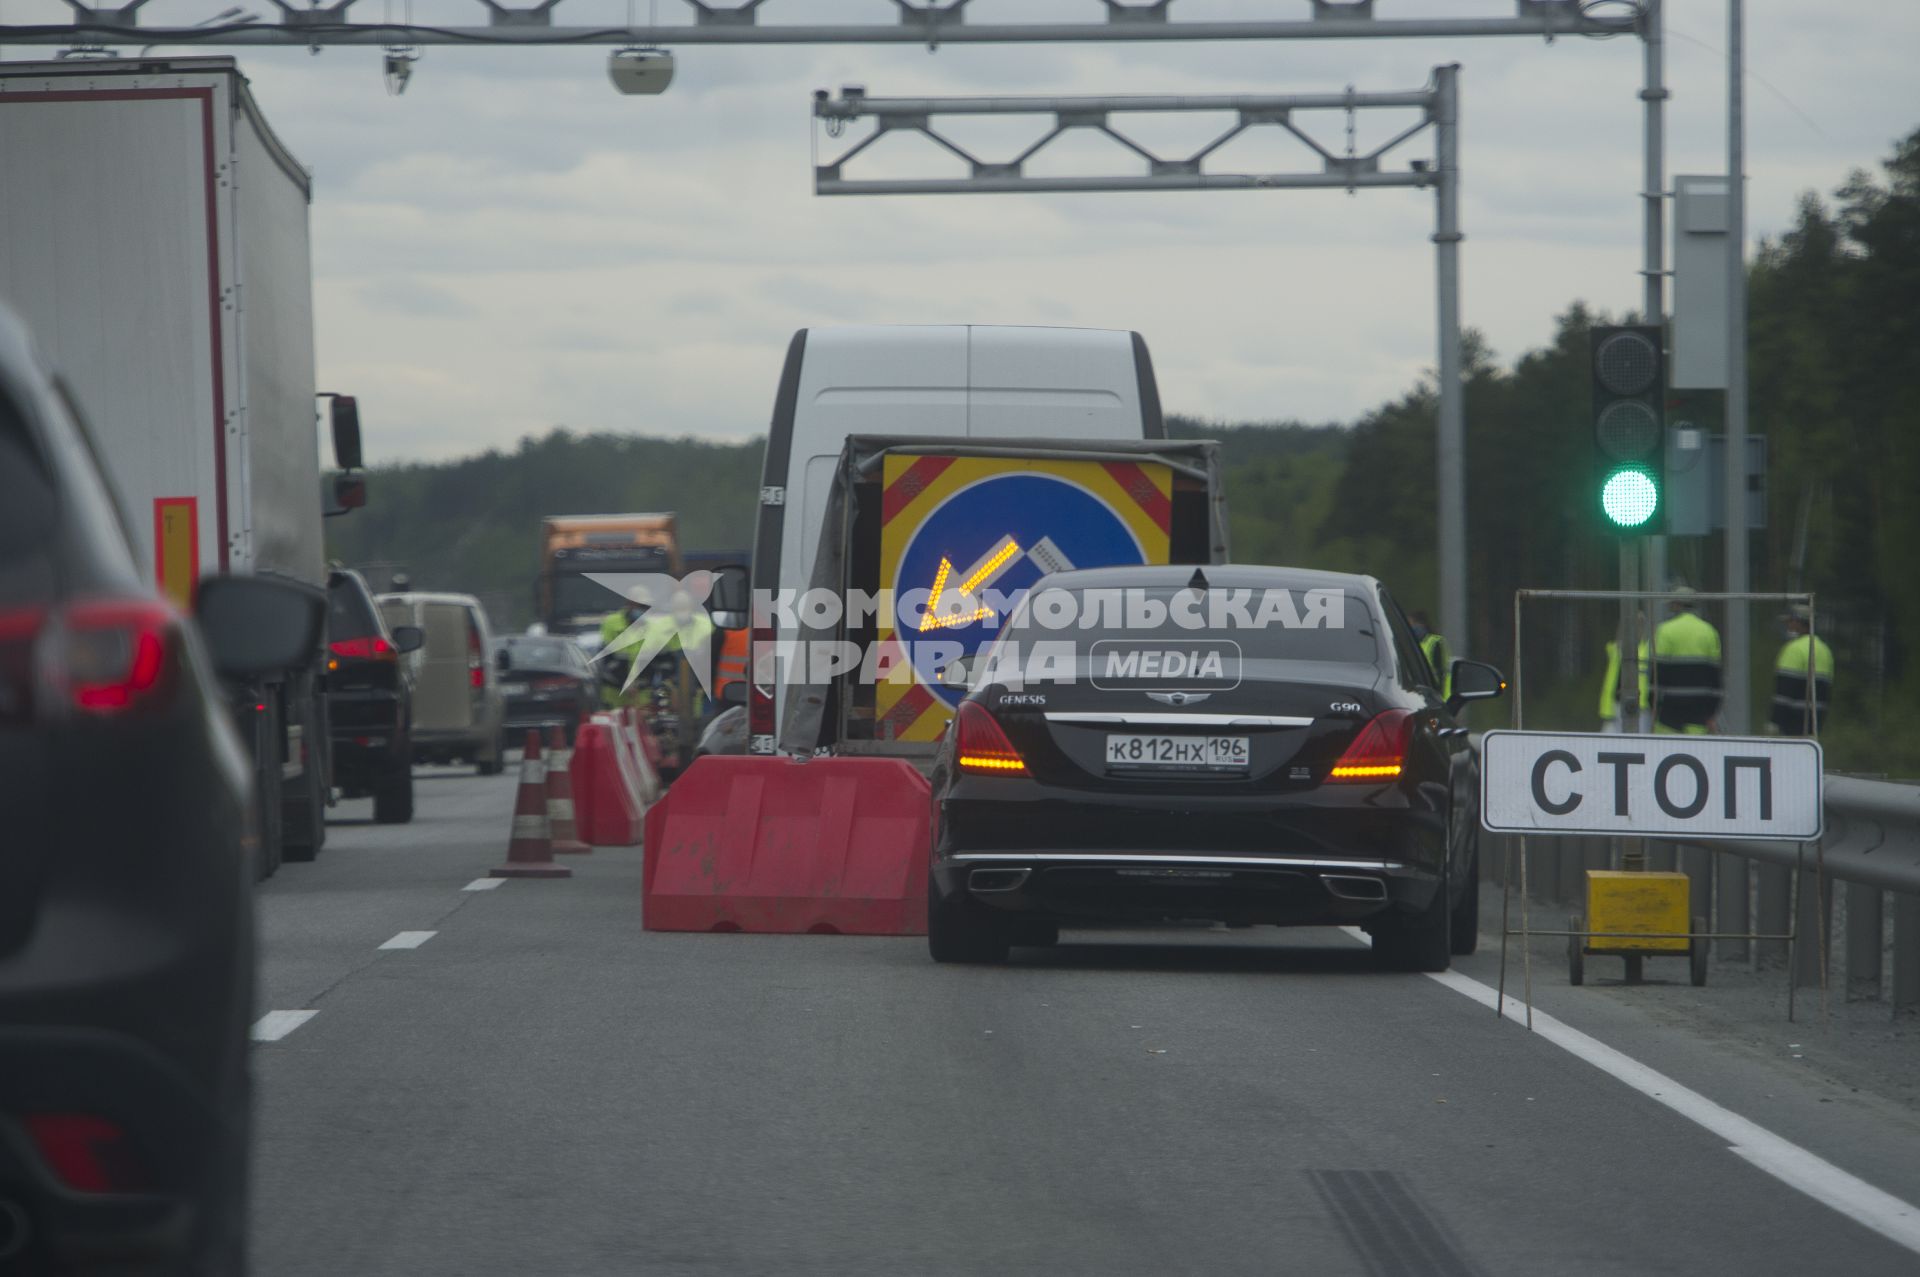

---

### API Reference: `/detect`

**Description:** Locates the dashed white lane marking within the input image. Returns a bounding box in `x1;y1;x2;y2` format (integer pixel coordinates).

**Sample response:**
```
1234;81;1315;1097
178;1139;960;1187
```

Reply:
1428;965;1920;1256
379;930;437;950
251;1010;318;1042
463;878;505;892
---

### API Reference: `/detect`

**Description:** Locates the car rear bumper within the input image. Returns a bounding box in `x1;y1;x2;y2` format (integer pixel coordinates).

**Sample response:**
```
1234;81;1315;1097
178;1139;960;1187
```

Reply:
0;1028;238;1271
503;701;581;731
931;851;1439;928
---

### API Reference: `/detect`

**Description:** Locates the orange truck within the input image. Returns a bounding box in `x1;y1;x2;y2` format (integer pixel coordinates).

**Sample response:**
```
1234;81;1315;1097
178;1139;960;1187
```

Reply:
536;514;681;649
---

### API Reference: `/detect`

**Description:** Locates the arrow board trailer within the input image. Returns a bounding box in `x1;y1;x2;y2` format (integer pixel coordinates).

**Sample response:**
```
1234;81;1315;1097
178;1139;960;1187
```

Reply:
772;435;1228;759
1479;731;1824;842
0;58;332;870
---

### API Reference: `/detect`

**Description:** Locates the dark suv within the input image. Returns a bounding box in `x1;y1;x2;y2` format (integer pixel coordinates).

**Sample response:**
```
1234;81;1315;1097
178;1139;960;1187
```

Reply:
324;568;420;824
1;302;324;1274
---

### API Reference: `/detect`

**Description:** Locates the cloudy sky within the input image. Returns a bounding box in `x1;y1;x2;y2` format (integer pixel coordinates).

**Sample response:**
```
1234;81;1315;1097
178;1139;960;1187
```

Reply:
15;1;1916;459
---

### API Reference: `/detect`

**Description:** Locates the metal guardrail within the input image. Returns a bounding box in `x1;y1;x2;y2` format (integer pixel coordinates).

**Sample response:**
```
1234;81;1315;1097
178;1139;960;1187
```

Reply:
1485;763;1920;1017
1715;776;1920;893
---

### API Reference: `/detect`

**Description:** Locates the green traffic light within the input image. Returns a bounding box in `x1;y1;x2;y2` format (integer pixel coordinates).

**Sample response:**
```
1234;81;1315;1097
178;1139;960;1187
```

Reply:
1601;466;1660;529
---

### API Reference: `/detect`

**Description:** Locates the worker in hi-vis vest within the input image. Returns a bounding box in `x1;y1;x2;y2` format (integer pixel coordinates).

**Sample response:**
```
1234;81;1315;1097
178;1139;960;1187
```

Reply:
1651;584;1722;734
1769;604;1833;736
1598;625;1650;733
1409;610;1452;699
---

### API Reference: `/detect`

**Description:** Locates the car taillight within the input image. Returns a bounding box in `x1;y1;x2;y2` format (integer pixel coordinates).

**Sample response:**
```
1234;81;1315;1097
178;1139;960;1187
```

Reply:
749;623;775;743
25;1113;151;1194
328;635;394;662
955;700;1028;776
1329;708;1413;782
469;665;485;689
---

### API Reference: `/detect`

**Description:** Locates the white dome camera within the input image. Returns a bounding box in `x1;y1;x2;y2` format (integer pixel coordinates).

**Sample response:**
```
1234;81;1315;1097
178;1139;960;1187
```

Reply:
608;48;675;96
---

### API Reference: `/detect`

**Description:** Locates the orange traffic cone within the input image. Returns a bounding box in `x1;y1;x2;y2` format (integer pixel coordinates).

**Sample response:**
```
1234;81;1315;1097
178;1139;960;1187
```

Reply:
491;730;571;879
546;725;591;855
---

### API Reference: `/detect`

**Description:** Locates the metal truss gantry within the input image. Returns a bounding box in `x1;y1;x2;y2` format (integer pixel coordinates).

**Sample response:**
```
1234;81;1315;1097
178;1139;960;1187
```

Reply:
3;1;1633;48
811;73;1463;628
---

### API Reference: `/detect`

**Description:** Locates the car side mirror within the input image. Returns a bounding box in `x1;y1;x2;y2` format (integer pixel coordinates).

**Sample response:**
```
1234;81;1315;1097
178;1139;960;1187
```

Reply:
708;564;749;631
720;680;748;707
1447;659;1507;712
496;648;512;671
391;625;424;655
330;395;363;470
193;575;325;680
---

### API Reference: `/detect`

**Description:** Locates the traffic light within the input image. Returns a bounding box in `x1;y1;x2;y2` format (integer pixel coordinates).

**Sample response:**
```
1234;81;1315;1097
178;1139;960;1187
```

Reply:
1590;324;1665;533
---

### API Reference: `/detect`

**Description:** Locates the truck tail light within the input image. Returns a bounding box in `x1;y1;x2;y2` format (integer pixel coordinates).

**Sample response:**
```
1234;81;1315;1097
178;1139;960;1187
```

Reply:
955;701;1027;776
1329;709;1413;782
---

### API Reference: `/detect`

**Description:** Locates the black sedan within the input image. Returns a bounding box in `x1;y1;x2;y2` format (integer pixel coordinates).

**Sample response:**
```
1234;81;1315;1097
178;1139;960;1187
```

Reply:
495;633;598;743
927;565;1505;972
0;305;324;1274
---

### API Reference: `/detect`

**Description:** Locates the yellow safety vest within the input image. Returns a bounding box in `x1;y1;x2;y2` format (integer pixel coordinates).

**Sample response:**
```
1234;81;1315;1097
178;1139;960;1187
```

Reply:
1652;611;1722;733
1598;638;1650;723
1770;634;1834;735
1419;631;1452;698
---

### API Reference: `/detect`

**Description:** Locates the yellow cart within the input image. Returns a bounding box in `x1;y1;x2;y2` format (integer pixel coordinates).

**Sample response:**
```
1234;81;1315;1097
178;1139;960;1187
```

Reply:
1568;870;1709;987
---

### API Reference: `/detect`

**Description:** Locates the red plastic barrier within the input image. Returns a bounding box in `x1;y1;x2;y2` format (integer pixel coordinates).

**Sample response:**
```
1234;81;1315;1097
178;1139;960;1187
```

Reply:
642;755;931;935
610;712;661;807
571;719;642;847
629;707;671;780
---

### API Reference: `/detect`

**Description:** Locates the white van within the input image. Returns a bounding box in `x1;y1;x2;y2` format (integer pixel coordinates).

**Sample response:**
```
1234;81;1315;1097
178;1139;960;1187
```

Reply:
377;592;507;774
747;325;1166;750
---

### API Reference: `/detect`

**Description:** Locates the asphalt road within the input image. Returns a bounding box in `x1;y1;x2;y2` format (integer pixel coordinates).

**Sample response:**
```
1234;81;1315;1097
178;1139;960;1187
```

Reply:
251;767;1920;1276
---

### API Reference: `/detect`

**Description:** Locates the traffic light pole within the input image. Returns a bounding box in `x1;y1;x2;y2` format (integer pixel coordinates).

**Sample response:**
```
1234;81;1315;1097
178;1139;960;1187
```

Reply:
1433;65;1466;662
1640;0;1669;621
1723;0;1751;736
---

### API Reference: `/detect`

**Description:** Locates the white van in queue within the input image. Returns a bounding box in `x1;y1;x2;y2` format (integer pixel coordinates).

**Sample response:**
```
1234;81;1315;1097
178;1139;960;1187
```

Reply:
377;592;508;774
746;325;1168;753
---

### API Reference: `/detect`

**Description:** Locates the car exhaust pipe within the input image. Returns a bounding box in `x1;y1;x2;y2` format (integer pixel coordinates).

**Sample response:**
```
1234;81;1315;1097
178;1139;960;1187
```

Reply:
968;867;1031;893
0;1198;31;1261
1323;874;1388;903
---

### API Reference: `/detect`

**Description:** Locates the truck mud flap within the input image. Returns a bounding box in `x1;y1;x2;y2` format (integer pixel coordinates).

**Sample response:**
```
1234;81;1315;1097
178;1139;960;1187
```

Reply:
642;756;930;935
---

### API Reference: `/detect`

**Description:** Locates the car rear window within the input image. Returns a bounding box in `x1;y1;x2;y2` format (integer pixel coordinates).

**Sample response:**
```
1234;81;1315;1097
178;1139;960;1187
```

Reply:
328;576;383;640
422;605;468;661
506;638;579;669
991;585;1381;665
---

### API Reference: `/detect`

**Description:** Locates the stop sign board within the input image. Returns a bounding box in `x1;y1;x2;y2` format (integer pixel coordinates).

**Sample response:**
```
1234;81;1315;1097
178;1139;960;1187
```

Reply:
1480;731;1824;842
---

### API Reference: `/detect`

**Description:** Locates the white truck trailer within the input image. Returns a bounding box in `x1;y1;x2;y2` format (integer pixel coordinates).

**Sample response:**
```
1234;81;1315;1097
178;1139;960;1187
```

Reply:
0;57;361;873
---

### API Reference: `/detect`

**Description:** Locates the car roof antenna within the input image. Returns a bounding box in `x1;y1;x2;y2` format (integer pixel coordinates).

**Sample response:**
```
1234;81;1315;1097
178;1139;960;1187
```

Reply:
1187;568;1209;591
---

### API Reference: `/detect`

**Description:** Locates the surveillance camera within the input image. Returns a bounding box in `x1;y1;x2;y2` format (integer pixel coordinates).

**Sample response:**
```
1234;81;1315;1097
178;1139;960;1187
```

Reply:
609;48;675;96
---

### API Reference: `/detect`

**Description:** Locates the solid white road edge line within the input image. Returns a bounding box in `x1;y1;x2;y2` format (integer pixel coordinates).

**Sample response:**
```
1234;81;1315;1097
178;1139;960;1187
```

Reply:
251;1010;318;1042
1429;965;1920;1257
379;931;437;950
463;878;505;892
